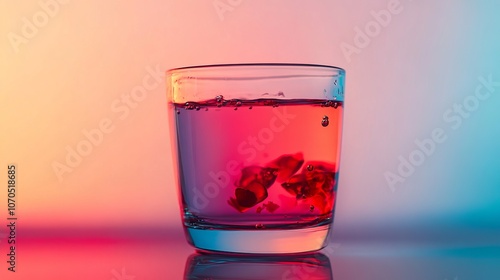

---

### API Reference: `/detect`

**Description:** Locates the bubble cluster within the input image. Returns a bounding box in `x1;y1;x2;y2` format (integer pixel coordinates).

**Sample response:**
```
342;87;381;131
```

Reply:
179;97;340;116
323;100;340;108
215;95;224;107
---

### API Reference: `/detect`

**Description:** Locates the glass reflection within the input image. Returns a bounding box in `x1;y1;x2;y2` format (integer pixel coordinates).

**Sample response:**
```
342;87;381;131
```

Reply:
184;252;333;280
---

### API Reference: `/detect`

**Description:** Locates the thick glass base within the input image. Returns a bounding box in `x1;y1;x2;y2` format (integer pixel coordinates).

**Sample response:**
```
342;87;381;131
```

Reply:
186;224;331;254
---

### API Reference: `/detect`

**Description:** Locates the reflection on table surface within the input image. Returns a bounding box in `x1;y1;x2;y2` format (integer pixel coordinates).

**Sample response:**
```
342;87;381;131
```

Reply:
184;252;332;279
2;228;500;279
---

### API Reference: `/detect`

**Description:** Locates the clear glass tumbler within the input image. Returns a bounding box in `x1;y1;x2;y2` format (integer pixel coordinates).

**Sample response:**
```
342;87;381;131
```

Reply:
167;63;345;254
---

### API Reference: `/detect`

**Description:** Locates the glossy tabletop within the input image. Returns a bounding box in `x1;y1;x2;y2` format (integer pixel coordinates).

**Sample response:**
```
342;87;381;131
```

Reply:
2;226;499;279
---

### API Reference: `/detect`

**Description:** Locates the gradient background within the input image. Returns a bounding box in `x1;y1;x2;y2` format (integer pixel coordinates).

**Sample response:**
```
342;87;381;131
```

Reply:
1;0;499;279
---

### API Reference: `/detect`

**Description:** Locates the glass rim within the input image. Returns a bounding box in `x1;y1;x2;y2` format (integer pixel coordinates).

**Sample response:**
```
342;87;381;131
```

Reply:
166;63;345;74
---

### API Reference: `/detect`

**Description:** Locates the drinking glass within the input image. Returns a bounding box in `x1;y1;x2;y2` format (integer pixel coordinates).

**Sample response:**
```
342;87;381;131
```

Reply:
167;63;345;254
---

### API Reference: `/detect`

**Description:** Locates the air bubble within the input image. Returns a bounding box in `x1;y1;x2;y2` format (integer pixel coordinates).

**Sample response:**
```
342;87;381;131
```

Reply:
309;205;315;212
185;102;195;110
176;110;180;114
215;95;224;107
236;101;242;107
322;115;329;127
255;223;264;229
195;106;201;111
307;165;314;171
249;106;252;110
332;102;339;109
